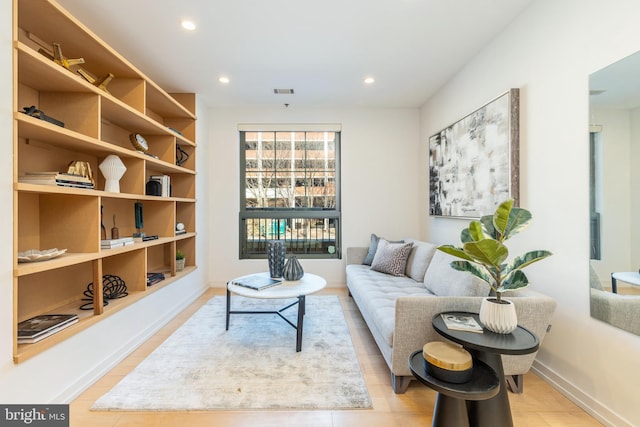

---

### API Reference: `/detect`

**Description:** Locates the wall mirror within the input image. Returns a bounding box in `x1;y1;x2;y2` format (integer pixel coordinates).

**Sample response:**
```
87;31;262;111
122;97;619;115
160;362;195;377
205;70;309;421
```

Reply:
589;50;640;336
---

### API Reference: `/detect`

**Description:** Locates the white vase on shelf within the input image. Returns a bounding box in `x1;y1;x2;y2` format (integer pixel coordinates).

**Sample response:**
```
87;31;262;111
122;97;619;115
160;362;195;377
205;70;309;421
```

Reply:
99;155;126;193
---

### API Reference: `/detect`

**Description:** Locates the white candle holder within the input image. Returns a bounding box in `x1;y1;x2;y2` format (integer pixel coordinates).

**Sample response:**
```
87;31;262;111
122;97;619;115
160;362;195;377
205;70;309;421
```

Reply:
99;155;126;193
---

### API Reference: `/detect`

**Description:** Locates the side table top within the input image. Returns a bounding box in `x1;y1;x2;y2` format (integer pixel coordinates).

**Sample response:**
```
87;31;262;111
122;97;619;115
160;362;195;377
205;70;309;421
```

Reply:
227;272;326;299
433;312;539;356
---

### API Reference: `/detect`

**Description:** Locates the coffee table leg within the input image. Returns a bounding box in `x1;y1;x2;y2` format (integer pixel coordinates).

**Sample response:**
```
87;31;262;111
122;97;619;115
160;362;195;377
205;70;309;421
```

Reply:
226;287;231;330
296;295;305;352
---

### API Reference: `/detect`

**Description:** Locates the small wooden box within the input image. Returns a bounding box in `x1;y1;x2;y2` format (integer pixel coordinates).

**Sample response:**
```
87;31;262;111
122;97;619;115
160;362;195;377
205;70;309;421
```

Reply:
423;341;473;383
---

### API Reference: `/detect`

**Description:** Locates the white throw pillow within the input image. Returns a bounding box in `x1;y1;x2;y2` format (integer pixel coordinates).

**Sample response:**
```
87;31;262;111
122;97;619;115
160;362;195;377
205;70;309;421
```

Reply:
423;250;491;296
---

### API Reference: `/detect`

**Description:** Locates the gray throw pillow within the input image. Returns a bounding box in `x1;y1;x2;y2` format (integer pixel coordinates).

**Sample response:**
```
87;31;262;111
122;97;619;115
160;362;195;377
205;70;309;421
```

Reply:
363;233;404;265
370;239;414;277
423;250;491;297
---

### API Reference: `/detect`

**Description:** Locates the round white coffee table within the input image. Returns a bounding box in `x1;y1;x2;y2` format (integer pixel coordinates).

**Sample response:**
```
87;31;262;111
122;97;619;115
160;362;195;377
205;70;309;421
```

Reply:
226;272;326;352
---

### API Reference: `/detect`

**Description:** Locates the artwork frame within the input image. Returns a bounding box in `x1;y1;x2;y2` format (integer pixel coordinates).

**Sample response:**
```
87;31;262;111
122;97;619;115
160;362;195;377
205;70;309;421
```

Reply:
429;88;520;218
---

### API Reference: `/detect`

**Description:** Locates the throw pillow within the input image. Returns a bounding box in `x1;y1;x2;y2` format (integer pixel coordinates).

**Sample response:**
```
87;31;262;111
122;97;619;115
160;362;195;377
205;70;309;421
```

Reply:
423;250;491;297
363;233;404;265
404;239;437;282
370;239;414;277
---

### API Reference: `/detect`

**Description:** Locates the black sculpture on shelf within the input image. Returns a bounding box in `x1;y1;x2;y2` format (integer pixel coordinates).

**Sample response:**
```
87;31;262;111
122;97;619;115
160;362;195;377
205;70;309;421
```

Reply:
21;105;64;127
79;275;128;310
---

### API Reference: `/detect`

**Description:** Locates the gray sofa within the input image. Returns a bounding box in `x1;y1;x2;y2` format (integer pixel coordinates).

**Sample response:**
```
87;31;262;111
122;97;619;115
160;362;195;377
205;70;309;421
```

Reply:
346;237;557;394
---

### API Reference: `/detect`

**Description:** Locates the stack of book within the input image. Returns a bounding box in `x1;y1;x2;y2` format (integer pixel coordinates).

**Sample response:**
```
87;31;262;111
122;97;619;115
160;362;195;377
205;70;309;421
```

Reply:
101;237;135;249
19;172;94;189
17;314;79;344
146;272;165;286
149;175;171;197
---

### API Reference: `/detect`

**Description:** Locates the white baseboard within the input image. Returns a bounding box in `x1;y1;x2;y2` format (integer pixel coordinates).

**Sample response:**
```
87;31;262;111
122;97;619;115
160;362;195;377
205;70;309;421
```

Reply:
532;360;632;427
53;283;208;403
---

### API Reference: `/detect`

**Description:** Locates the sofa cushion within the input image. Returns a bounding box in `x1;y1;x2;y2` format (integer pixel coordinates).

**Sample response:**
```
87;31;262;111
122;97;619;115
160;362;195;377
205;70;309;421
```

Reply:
363;233;404;265
423;250;491;297
404;239;437;282
371;240;413;276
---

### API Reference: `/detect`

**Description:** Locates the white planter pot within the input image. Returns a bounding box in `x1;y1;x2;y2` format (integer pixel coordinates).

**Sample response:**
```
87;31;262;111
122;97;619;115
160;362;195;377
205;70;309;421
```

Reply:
479;297;518;334
176;258;185;272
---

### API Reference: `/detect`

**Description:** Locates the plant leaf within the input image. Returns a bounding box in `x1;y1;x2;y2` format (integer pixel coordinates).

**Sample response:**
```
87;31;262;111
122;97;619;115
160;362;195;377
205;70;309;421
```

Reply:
437;245;474;262
462;239;509;267
502;207;532;240
499;269;529;292
450;260;494;286
503;250;553;274
468;221;485;242
493;199;514;239
460;228;473;244
479;214;498;239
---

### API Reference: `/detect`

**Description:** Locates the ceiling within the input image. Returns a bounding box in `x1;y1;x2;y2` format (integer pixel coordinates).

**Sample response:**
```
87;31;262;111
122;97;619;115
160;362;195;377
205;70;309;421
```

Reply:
56;0;533;108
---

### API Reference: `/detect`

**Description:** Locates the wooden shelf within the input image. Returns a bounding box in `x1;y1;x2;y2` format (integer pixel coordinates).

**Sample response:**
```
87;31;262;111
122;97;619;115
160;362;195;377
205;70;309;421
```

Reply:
13;0;197;363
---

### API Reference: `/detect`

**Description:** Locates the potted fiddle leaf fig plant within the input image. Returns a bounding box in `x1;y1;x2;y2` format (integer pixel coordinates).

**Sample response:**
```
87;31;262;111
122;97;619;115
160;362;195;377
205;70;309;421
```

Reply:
438;199;552;333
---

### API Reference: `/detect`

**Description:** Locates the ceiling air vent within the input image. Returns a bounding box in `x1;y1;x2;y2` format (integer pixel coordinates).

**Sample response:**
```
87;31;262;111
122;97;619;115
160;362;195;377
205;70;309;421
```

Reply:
274;88;294;94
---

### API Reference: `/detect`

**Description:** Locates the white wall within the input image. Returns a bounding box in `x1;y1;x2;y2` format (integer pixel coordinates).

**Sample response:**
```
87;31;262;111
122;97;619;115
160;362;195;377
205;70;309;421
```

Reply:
208;106;421;287
0;0;211;401
421;0;640;425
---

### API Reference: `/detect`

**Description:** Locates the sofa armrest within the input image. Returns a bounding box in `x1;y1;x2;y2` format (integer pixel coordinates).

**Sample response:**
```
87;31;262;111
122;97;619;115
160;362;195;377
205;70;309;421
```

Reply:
346;247;368;265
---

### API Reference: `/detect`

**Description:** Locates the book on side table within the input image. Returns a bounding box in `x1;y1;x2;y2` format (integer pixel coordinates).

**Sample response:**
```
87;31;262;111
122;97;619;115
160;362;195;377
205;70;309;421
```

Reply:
441;313;484;333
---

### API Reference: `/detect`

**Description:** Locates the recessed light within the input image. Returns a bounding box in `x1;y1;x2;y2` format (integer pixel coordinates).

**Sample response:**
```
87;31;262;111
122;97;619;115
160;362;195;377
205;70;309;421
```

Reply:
219;76;230;84
364;77;375;85
181;20;196;31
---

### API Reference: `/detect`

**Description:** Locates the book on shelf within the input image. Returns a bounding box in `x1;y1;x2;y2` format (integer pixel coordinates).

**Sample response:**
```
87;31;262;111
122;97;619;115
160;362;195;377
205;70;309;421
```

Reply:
146;272;165;286
441;313;484;333
17;314;79;343
101;237;135;248
19;172;94;189
175;229;187;235
232;276;283;291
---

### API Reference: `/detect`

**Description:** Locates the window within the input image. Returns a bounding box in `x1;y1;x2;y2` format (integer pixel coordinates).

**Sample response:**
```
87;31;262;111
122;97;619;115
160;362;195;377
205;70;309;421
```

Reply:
239;128;341;259
590;130;602;260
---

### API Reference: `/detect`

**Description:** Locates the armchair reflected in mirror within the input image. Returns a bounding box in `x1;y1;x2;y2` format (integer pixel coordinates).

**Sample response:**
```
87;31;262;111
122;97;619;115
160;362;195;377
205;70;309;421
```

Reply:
589;49;640;335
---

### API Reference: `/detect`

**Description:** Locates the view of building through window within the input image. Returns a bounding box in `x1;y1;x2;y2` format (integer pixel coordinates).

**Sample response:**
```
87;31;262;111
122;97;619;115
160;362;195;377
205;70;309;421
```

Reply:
239;130;341;259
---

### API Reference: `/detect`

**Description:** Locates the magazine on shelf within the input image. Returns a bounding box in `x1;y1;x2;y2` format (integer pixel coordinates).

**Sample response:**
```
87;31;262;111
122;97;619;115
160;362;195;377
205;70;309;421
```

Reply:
233;276;283;291
441;313;484;333
19;172;95;189
17;314;79;343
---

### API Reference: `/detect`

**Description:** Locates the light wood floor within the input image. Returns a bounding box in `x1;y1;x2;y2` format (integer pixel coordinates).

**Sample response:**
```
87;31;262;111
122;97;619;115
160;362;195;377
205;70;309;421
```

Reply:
70;287;602;427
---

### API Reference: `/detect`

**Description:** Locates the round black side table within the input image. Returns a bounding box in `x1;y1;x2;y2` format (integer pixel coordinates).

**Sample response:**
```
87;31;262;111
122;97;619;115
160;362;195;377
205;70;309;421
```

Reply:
432;312;539;427
409;350;499;427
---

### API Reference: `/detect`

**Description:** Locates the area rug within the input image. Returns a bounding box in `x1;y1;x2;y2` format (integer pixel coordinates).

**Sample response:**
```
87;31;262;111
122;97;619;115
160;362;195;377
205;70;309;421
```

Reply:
92;295;372;411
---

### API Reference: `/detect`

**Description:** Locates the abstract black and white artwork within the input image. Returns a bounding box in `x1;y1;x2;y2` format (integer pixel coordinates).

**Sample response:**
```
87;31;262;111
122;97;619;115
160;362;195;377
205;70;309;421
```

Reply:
429;89;519;218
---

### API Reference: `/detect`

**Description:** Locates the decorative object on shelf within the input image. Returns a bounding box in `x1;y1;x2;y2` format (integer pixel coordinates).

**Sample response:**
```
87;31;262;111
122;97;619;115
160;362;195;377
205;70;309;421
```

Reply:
438;199;552;334
176;222;186;235
133;202;145;238
80;282;108;311
17;248;67;263
129;133;149;153
67;160;95;186
80;275;128;310
176;250;186;272
266;240;286;278
429;88;520;218
76;68;115;93
283;255;304;281
99;154;127;192
176;143;190;166
38;42;85;70
103;274;128;299
21;105;64;127
111;214;119;239
423;341;473;383
101;205;107;240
